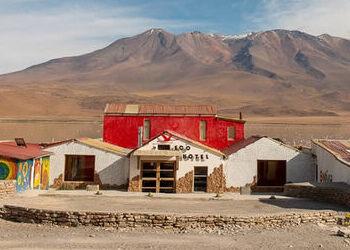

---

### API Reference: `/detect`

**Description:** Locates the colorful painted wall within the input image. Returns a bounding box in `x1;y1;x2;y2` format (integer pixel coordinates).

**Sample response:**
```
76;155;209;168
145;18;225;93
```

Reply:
16;159;33;192
33;159;41;189
32;157;50;190
40;157;50;190
0;158;17;180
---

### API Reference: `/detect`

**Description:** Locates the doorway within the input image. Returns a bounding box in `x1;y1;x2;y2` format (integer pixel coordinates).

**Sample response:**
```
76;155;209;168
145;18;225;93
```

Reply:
257;160;286;186
141;161;176;193
193;166;208;192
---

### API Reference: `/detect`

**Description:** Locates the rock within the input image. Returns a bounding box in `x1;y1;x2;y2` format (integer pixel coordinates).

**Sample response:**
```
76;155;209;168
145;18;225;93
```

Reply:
86;185;99;192
337;229;350;238
88;234;96;238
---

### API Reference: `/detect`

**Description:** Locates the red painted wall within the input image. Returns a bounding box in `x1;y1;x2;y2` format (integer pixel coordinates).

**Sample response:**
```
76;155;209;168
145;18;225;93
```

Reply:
103;115;244;151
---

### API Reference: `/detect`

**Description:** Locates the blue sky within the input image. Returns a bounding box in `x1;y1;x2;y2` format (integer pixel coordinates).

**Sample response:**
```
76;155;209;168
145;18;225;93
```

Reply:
0;0;350;74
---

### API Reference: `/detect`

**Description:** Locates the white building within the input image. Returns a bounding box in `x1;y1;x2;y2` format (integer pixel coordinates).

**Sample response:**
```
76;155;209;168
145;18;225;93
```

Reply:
43;134;315;193
311;139;350;185
128;131;226;193
224;136;315;190
127;132;315;193
42;138;130;189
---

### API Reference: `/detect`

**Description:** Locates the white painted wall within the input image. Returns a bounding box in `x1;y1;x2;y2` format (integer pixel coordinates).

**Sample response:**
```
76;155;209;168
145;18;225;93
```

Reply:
225;138;315;187
312;143;350;184
46;141;129;186
129;135;224;182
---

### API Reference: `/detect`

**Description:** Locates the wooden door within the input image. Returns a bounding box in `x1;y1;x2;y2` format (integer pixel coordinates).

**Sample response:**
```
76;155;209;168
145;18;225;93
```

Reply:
141;161;176;193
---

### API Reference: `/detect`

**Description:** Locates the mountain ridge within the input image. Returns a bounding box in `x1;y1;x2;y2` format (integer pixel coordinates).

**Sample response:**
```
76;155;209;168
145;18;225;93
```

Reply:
0;28;349;118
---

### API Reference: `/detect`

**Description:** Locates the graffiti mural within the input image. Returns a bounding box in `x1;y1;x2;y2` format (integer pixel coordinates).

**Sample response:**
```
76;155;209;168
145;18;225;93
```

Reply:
16;160;33;192
33;159;41;189
0;158;17;180
41;157;50;190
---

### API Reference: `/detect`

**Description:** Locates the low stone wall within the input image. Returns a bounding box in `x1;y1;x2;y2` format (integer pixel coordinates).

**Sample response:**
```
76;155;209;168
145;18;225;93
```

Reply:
0;205;338;230
284;183;350;208
0;180;16;199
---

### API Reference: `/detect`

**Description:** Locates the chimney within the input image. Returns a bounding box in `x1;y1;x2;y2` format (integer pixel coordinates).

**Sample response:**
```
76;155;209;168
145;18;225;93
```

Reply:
239;112;243;120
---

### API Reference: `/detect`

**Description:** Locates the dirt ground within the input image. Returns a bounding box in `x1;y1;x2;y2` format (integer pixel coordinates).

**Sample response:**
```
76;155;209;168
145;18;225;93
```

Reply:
0;219;349;249
2;192;348;216
1;192;350;249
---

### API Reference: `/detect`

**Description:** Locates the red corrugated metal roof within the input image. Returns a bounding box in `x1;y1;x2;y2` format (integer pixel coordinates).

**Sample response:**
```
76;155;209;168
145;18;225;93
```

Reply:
223;136;262;155
104;103;217;115
0;141;51;160
314;140;350;166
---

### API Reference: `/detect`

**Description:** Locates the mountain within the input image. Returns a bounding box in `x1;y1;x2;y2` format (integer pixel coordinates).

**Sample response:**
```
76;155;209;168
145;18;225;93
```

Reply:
0;28;350;117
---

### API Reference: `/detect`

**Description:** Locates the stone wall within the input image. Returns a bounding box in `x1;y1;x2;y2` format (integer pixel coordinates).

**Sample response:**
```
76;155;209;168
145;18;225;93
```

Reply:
128;175;141;192
207;165;226;193
176;171;193;193
0;180;16;199
284;183;350;207
0;205;338;230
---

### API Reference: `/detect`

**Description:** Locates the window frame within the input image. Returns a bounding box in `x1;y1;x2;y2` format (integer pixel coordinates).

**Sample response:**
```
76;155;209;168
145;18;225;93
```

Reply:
64;154;95;182
199;120;207;141
227;126;236;141
143;119;151;140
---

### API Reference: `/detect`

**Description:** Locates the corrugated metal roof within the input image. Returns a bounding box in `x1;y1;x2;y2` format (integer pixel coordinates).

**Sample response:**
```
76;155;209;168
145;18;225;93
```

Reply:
223;136;262;155
216;115;246;123
42;138;130;156
0;141;51;160
223;136;299;156
104;103;217;116
313;139;350;166
77;138;131;156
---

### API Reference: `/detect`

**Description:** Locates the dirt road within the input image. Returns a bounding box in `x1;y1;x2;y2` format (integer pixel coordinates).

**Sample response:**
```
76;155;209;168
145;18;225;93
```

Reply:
0;219;349;249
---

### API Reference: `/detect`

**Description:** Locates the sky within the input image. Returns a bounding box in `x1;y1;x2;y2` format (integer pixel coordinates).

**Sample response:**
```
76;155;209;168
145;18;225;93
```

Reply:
0;0;350;74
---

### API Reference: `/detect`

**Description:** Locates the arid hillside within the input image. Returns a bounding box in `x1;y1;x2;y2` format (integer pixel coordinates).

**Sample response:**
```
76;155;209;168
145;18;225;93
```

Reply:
0;28;349;118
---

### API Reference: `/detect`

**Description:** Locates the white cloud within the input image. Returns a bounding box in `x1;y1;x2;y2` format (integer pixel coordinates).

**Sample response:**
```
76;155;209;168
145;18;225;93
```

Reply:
0;2;199;74
256;0;350;38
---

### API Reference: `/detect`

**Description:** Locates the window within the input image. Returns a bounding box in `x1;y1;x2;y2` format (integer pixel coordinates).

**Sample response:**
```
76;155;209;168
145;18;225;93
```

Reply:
194;167;208;192
143;119;150;140
64;155;95;182
199;120;207;141
228;127;235;140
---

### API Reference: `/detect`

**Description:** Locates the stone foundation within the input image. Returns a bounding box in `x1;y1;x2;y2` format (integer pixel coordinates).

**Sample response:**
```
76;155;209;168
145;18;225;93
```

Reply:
176;171;193;193
51;174;63;189
207;165;226;193
0;180;16;199
0;205;339;230
225;186;240;192
284;183;350;207
128;175;141;192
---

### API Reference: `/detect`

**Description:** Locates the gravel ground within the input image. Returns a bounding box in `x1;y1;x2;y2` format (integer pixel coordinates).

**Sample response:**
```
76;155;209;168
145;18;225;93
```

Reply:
0;219;349;249
1;194;347;216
